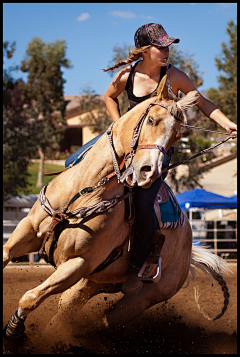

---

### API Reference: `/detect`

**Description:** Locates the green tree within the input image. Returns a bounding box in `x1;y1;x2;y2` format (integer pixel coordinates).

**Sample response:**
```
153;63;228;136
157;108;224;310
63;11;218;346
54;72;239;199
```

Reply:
77;45;132;136
19;37;72;187
3;42;38;201
207;19;237;124
106;43;132;116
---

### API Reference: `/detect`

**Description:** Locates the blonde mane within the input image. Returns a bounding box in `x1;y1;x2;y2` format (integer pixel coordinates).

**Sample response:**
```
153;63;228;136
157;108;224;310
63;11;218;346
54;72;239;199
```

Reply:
166;90;200;124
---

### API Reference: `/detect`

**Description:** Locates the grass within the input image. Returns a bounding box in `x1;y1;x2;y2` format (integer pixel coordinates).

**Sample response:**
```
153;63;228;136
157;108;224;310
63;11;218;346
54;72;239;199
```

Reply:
19;161;65;195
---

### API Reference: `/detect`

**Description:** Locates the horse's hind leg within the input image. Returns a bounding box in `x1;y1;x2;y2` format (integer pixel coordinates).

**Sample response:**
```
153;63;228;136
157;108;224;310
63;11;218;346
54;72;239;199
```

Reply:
3;256;89;339
3;216;41;268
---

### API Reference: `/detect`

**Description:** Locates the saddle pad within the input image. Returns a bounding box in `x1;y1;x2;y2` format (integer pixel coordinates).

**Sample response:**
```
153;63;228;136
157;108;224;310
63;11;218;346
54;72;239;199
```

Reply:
155;183;185;229
160;193;178;223
157;181;169;204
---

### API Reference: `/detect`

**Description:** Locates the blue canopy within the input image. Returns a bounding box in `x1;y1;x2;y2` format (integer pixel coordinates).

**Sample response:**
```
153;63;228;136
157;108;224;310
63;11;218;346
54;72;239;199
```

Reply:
175;188;237;209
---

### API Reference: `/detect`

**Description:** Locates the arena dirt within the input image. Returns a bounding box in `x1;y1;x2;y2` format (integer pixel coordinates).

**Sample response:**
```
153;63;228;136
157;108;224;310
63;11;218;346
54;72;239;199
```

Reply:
3;264;237;354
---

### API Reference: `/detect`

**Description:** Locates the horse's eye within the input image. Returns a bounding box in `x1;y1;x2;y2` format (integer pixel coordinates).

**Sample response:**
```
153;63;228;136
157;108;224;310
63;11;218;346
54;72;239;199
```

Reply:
147;116;154;126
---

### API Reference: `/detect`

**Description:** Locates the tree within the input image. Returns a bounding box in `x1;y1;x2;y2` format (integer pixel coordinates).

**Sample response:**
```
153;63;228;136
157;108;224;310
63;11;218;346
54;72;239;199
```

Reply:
76;86;112;135
19;37;72;187
106;43;132;116
3;42;38;201
207;20;237;124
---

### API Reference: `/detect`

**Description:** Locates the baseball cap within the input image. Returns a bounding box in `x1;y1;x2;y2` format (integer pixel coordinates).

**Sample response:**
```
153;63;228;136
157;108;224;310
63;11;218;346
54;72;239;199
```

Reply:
134;23;180;48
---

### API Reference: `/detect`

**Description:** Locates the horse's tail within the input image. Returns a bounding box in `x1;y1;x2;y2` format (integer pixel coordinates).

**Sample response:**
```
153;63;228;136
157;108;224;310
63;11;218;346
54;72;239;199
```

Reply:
187;242;232;321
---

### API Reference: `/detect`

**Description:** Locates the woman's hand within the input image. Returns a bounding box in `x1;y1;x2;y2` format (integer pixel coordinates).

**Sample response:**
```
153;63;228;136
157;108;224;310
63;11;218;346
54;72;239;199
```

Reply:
225;121;237;138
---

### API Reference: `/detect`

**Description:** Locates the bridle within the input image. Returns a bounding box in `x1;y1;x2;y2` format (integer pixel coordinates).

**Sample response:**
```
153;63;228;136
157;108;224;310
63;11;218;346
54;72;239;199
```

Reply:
106;99;183;182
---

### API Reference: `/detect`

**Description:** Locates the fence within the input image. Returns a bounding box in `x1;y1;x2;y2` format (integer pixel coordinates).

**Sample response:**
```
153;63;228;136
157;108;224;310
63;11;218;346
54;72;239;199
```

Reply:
191;220;237;263
3;219;237;266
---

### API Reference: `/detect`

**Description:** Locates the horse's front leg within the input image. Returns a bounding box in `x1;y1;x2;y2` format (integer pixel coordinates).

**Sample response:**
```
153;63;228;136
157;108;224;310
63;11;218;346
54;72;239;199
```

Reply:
43;278;121;345
3;216;41;268
3;256;89;340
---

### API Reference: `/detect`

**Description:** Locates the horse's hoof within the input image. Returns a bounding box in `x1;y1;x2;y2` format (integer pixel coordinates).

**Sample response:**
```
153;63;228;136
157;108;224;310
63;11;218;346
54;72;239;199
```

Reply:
3;309;26;340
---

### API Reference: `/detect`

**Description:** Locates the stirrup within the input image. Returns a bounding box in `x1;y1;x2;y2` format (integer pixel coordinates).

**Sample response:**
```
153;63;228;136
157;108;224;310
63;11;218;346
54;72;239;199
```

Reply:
138;257;162;284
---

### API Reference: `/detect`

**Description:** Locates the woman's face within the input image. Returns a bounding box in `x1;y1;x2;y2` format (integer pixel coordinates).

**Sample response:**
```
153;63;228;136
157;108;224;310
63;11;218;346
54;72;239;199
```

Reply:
146;45;170;66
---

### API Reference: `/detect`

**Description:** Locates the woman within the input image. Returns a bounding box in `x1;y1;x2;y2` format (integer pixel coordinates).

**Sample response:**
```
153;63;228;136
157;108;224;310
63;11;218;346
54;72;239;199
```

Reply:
103;23;237;294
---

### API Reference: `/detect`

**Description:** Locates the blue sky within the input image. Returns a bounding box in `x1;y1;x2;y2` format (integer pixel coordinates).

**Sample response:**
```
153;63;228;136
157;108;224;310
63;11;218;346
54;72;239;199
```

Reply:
3;3;237;95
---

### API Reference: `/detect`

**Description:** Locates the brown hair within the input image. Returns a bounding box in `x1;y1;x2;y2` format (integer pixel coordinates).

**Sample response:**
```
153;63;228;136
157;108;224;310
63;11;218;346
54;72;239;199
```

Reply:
102;45;151;72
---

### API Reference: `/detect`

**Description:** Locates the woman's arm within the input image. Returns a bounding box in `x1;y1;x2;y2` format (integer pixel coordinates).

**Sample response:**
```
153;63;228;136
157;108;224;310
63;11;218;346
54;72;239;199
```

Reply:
197;95;237;134
171;66;237;136
104;67;131;122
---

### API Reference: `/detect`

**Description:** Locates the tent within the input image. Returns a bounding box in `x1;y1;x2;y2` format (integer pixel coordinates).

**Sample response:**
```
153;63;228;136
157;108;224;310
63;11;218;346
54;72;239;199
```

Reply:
175;188;237;209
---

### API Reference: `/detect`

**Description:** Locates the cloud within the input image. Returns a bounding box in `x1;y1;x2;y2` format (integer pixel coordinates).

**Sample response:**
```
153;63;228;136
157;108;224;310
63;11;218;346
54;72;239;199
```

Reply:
110;10;136;19
77;13;90;21
139;14;155;20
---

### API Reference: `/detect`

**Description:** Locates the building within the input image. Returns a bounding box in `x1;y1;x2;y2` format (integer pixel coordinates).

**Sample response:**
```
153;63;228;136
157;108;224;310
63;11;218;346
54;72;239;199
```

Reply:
61;94;106;152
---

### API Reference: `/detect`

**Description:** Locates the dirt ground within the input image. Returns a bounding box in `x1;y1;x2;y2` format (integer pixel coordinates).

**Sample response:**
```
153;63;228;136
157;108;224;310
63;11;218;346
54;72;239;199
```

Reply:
3;264;237;354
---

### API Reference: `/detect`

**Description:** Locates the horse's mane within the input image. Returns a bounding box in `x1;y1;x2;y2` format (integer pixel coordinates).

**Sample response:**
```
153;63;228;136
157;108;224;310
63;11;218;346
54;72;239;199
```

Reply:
167;91;200;125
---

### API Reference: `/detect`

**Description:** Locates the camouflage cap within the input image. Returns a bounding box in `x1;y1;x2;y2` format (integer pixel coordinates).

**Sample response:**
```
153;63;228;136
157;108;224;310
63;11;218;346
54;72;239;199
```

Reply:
134;23;179;48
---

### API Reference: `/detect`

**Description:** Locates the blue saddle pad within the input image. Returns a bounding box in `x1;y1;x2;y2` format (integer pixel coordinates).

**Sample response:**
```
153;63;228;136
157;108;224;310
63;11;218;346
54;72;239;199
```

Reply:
160;193;179;223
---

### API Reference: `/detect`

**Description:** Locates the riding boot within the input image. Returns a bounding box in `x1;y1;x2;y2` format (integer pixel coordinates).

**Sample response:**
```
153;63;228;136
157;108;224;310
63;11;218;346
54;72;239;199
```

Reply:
138;230;165;283
121;265;143;295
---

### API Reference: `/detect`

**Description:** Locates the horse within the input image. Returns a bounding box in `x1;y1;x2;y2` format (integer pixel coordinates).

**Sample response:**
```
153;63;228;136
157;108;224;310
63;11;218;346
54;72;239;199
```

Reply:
3;74;231;343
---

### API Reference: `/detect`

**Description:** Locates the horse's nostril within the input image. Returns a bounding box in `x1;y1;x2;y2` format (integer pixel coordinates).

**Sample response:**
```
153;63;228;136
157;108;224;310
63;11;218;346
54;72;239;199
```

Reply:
141;166;152;173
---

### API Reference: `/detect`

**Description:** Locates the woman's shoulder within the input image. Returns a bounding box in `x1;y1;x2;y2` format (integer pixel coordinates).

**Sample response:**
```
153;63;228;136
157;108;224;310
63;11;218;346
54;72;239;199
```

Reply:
113;65;132;84
170;64;188;80
169;64;185;77
168;64;196;94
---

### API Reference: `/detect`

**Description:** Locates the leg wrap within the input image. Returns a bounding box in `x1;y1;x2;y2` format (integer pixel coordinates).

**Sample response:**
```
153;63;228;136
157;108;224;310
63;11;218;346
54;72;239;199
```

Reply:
4;309;26;339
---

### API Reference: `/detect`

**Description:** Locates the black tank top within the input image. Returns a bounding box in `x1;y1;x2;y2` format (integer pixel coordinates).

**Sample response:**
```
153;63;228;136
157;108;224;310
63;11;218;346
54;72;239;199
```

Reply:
125;61;169;110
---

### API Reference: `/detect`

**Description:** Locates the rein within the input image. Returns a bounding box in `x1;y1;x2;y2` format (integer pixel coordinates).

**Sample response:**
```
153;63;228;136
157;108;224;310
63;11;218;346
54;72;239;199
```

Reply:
163;124;235;174
161;135;232;174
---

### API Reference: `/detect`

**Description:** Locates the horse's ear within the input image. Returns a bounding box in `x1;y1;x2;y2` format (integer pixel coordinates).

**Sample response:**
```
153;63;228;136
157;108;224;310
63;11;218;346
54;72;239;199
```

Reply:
157;73;168;101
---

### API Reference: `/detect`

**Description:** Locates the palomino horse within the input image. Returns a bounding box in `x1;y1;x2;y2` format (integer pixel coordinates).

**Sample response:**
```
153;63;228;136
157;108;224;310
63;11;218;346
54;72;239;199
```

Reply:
3;75;231;342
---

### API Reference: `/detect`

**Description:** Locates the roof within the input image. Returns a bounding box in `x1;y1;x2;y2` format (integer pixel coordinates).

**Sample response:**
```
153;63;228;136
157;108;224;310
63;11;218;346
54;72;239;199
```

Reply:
64;94;105;112
3;195;39;208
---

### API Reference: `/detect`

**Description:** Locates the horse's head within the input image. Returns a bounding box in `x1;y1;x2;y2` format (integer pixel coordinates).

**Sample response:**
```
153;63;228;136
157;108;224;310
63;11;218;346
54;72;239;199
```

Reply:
122;74;199;188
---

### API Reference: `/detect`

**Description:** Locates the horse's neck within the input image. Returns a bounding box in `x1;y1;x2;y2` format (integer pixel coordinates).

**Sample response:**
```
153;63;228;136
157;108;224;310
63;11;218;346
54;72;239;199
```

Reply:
74;133;122;187
73;98;156;188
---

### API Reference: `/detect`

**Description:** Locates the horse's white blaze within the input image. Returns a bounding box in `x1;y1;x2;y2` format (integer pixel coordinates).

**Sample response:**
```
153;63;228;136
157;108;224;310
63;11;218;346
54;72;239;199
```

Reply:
149;114;175;177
